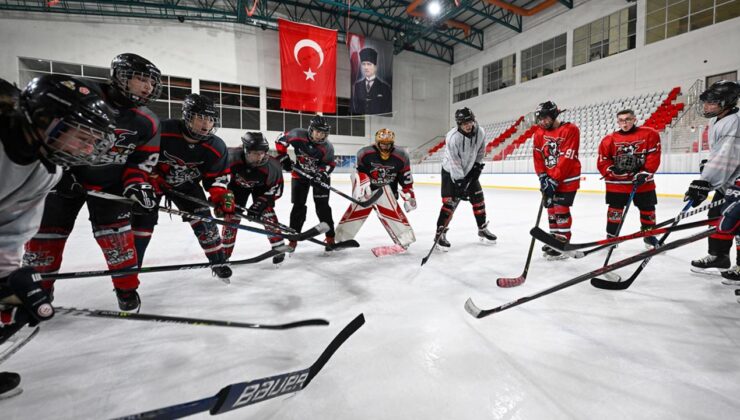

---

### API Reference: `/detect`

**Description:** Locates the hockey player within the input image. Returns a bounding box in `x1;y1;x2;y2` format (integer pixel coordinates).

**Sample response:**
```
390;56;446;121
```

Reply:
717;181;740;289
335;128;416;251
221;132;286;266
1;74;117;398
532;101;581;260
276;115;336;251
24;53;162;311
131;93;234;280
684;80;740;279
435;107;496;249
597;109;661;249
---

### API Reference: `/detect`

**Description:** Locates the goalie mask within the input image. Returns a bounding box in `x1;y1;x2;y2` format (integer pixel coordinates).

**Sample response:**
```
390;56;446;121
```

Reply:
699;80;740;118
20;74;118;167
241;131;270;167
374;128;395;160
110;53;162;106
183;93;219;141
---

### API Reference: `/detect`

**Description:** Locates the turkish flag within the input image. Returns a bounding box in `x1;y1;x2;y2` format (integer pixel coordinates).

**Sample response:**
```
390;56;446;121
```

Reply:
279;19;337;113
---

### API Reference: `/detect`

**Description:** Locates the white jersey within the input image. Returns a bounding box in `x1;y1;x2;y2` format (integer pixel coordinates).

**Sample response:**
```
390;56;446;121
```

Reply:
701;110;740;193
441;125;486;181
0;140;61;278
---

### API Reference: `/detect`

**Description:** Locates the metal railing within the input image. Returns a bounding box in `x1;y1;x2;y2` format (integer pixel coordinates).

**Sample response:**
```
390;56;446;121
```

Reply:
664;79;707;155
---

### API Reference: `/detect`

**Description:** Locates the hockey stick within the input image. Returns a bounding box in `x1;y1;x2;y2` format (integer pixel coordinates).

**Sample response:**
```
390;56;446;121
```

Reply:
292;167;383;207
87;190;328;242
164;188;359;251
34;246;288;281
0;326;40;364
54;307;329;330
496;197;545;288
464;228;716;319
113;313;365;420
594;185;638;281
591;201;694;290
531;218;716;254
421;198;461;266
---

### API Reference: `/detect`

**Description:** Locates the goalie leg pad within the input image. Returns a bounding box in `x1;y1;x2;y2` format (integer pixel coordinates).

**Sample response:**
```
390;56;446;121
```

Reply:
374;185;415;247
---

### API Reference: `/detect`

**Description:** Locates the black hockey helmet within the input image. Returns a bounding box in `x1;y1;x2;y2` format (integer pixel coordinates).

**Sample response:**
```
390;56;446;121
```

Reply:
241;131;270;166
182;93;219;141
0;78;19;115
110;53;162;106
535;101;561;129
454;107;476;125
308;115;330;143
699;80;740;118
19;74;118;167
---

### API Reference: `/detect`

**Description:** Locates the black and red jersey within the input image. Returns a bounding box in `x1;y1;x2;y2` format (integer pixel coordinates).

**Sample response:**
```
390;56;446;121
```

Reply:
356;145;413;192
154;119;230;191
70;83;160;192
227;148;283;204
275;128;335;180
533;122;581;193
597;126;661;193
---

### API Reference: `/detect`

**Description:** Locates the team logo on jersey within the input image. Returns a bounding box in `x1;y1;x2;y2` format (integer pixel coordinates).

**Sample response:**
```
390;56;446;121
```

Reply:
234;174;262;189
297;155;321;173
159;150;204;186
540;136;562;169
94;129;139;165
614;140;645;156
369;162;397;185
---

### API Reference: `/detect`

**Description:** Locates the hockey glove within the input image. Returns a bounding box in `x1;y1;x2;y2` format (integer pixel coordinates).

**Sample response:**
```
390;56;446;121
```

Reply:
124;183;158;213
278;154;293;172
719;184;740;235
52;172;85;198
401;187;417;213
353;172;372;200
452;179;469;200
683;179;712;207
247;197;269;220
209;187;236;217
4;267;54;327
315;169;331;185
632;171;651;186
466;162;485;183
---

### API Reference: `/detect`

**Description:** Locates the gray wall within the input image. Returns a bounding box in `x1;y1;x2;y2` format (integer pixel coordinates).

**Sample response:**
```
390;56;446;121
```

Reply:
0;12;451;155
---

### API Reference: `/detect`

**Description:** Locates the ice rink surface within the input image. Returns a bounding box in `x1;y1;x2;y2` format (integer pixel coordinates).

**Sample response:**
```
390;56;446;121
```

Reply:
2;181;739;419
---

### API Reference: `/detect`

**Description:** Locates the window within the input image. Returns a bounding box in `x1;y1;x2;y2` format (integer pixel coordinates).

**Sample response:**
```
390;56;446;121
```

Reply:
646;0;740;45
706;70;738;87
266;88;364;136
453;69;479;103
482;54;516;94
521;34;566;83
200;80;259;130
573;6;636;67
151;76;193;120
18;57;108;88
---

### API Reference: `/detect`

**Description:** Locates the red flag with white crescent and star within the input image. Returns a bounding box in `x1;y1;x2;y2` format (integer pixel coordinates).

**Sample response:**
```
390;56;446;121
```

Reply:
278;19;337;113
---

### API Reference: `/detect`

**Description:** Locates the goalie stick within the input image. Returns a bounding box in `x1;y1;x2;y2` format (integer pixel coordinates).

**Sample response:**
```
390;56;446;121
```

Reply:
164;188;359;251
35;246;289;281
464;228;715;319
531;218;716;254
496;197;545;288
113;313;365;419
54;307;329;330
590;201;694;290
87;190;329;242
292;167;384;207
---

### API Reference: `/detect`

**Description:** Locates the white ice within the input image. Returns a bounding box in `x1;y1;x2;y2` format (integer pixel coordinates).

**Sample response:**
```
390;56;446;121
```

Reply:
2;181;740;419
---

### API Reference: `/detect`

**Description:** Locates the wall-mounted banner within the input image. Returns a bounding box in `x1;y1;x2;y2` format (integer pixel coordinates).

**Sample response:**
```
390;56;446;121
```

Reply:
347;33;393;116
279;19;337;113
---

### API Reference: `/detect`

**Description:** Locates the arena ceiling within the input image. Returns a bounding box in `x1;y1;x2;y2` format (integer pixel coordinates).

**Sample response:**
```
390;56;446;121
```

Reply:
0;0;574;63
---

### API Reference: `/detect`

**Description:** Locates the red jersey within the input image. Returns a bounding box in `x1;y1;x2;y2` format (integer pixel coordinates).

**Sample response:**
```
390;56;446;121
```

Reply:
597;126;661;193
533;122;581;193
